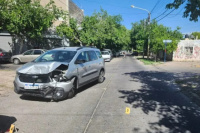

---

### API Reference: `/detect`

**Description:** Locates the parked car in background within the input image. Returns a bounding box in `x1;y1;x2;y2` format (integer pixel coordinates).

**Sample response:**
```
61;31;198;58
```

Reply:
113;51;120;57
103;49;113;58
0;48;11;62
101;51;112;62
11;49;46;64
131;51;138;56
14;47;105;101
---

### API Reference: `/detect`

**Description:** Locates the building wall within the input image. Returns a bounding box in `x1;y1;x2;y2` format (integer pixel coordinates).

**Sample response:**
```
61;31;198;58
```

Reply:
173;40;200;61
0;34;12;52
69;0;84;24
40;0;69;27
40;0;84;26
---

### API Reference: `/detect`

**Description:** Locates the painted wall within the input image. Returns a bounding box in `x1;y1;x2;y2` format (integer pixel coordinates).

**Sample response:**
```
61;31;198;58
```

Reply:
173;40;200;61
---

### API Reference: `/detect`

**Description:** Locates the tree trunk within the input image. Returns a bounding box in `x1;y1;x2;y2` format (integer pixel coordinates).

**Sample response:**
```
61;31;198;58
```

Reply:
19;36;24;54
74;35;83;46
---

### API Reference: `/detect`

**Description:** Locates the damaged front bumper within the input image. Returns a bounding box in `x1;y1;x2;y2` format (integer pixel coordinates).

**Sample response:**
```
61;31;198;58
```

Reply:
14;74;75;100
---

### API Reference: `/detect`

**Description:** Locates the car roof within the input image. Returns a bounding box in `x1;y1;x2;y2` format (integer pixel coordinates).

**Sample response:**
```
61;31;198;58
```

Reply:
52;47;99;51
28;49;46;51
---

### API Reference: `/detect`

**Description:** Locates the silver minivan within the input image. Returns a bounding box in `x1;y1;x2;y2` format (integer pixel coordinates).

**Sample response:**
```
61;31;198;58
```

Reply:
14;47;105;101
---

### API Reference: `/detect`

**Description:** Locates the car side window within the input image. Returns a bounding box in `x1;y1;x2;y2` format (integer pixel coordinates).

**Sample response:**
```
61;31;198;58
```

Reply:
24;50;33;55
76;51;89;62
34;50;42;55
88;51;98;61
95;51;102;58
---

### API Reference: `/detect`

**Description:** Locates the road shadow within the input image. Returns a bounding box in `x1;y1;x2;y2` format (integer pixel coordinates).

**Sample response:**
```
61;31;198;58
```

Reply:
0;115;17;132
119;71;200;133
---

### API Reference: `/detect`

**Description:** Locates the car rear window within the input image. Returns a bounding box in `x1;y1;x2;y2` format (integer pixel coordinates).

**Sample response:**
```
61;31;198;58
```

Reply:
101;51;109;55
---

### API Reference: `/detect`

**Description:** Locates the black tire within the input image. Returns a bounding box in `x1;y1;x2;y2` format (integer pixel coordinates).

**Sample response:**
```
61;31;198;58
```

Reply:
98;70;105;83
67;87;75;99
13;58;20;65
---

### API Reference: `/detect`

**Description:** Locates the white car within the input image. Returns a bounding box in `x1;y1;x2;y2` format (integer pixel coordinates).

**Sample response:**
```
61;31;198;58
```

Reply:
101;51;111;62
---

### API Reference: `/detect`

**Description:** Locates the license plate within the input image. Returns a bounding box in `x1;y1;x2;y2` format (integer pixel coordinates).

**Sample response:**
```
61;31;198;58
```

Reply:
24;84;39;89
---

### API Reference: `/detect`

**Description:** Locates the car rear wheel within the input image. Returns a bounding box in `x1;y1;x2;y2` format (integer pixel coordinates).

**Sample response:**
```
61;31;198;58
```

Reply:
98;70;105;83
13;58;20;65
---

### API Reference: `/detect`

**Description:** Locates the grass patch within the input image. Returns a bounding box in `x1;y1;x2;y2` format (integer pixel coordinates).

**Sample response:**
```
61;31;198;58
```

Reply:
137;57;161;65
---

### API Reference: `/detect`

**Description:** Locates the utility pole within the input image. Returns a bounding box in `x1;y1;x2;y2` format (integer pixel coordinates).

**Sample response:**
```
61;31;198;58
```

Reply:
147;12;151;59
131;5;151;59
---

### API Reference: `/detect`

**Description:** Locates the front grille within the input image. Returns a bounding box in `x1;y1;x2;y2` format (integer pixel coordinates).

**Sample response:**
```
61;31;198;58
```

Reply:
19;74;50;83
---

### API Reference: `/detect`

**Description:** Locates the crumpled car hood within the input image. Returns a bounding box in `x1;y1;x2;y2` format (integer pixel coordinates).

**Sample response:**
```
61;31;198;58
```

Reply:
17;62;68;74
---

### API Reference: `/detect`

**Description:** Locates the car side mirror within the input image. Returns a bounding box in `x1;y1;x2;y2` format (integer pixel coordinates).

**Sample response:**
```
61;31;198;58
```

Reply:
75;59;86;64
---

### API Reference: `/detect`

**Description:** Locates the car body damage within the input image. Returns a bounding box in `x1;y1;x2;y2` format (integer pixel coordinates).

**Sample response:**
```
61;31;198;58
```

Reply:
14;62;75;100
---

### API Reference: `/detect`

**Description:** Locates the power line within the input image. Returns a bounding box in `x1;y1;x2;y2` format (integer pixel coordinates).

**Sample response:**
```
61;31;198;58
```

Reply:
157;9;176;22
152;9;168;20
152;0;168;14
151;0;161;13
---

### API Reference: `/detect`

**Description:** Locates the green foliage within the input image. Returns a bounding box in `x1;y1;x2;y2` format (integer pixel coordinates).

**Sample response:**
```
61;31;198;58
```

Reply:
150;20;182;54
57;9;131;50
56;18;82;46
131;20;182;58
191;32;200;39
80;9;130;50
1;0;66;42
130;20;147;52
166;0;200;22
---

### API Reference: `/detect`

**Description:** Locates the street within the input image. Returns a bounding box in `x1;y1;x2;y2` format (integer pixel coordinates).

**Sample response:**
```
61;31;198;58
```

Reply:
1;56;200;133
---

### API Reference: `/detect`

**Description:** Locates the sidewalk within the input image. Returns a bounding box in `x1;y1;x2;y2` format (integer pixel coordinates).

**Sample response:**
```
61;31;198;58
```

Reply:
153;61;200;74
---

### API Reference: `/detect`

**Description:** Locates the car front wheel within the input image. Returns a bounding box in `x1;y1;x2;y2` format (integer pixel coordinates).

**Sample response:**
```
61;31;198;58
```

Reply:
98;70;105;83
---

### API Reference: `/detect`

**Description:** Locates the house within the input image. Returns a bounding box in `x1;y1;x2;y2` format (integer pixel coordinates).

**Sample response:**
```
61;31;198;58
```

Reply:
0;0;83;55
173;40;200;61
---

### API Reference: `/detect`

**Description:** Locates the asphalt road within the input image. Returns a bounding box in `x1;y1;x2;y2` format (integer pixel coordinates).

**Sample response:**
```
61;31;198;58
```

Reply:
1;56;200;133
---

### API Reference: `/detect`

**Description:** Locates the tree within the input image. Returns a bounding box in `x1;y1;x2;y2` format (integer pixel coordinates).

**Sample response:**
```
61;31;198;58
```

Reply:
57;9;131;50
191;32;200;39
150;21;182;61
56;18;83;46
0;0;11;30
2;0;65;52
81;9;130;51
131;20;182;61
130;20;148;58
166;0;200;21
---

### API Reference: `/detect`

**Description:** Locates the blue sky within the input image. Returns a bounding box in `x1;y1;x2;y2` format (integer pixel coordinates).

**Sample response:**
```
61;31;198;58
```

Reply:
72;0;200;34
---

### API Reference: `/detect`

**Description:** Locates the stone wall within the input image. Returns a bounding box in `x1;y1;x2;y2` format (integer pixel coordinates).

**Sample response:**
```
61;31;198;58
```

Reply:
173;40;200;61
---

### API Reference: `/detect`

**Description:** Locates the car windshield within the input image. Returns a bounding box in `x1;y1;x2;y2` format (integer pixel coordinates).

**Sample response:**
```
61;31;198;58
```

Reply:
34;50;76;63
101;51;109;55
